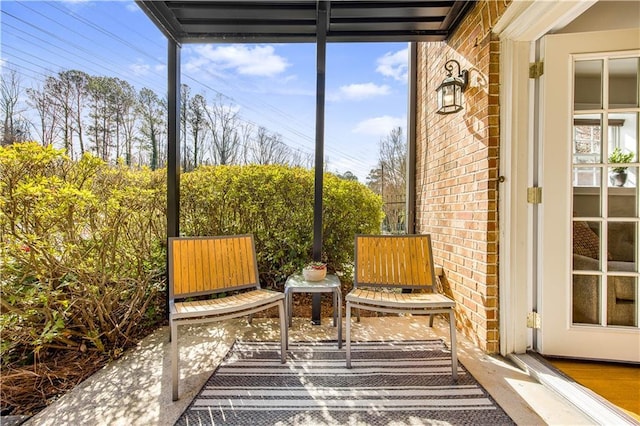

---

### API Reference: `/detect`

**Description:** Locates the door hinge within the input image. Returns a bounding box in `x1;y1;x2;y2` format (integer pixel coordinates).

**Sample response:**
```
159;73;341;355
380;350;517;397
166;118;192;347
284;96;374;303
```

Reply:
529;61;544;79
527;312;541;329
527;187;542;204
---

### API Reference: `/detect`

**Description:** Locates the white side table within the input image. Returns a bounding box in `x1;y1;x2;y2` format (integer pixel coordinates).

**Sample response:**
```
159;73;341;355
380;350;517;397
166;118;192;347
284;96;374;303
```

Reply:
284;274;342;348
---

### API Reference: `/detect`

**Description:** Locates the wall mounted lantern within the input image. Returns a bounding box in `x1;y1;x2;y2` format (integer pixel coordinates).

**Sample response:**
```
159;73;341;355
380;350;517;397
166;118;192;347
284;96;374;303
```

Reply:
435;59;469;115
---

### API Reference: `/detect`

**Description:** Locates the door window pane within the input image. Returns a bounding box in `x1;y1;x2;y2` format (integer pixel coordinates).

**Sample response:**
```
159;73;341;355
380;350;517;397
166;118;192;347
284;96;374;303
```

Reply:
607;112;637;189
573;115;602;187
574;60;603;110
573;274;600;324
608;222;637;269
609;57;639;108
573;221;602;270
607;276;637;327
574;115;602;164
573;186;601;217
608;174;637;217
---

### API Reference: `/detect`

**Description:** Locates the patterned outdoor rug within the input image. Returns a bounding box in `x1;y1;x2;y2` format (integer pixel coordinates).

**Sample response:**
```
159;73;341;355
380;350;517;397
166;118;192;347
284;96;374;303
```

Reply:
175;340;515;425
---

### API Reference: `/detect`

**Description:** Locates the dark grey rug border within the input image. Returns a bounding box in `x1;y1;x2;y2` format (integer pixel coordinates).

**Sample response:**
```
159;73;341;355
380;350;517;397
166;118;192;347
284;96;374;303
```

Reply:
175;339;515;426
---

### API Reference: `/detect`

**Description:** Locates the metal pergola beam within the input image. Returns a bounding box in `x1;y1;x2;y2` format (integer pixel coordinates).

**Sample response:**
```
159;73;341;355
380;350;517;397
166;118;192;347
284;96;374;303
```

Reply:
136;1;476;44
136;0;475;323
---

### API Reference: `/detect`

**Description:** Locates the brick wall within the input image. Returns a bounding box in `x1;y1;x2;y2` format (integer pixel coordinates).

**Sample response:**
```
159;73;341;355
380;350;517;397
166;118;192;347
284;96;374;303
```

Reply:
415;1;510;352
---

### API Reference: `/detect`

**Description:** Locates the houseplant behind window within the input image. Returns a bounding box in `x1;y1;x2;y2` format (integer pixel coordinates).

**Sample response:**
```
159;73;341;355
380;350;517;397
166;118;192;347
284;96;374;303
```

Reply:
609;147;634;187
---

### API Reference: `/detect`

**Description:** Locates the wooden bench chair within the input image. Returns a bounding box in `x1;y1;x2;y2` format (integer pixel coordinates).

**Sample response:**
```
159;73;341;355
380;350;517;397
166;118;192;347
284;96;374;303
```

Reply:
169;235;287;400
345;234;458;379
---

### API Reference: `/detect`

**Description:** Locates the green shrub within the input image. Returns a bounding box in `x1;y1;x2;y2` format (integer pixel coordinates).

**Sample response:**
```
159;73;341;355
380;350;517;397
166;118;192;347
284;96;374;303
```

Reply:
0;143;166;366
0;147;382;414
180;164;383;287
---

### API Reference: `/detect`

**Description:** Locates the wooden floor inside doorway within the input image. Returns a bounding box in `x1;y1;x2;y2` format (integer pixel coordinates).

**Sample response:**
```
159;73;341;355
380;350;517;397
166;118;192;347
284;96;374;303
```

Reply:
546;358;640;421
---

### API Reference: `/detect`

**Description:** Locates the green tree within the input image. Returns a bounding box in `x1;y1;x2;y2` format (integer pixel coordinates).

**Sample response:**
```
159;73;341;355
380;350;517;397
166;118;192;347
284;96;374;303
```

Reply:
187;93;207;170
111;78;137;164
62;70;90;156
337;171;358;181
137;88;166;170
87;76;119;161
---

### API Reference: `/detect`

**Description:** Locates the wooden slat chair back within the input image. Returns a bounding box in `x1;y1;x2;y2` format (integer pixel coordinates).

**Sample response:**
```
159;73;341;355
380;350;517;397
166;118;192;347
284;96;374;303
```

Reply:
346;234;458;379
169;235;286;401
170;235;260;300
354;234;437;291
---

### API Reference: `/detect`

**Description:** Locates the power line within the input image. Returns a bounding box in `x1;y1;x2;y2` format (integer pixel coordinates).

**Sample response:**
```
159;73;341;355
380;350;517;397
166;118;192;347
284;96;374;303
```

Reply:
46;2;371;172
2;2;379;177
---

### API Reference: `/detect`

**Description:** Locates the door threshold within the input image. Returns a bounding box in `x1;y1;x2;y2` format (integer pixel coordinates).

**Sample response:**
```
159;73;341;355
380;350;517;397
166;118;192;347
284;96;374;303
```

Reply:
508;352;638;425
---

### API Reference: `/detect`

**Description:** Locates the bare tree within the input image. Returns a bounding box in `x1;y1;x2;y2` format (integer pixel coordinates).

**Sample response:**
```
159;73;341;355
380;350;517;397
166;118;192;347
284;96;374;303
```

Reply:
43;73;75;156
247;126;290;165
27;84;59;146
379;126;406;190
368;127;407;233
1;69;23;146
289;149;314;168
180;84;191;170
118;81;138;166
204;95;242;165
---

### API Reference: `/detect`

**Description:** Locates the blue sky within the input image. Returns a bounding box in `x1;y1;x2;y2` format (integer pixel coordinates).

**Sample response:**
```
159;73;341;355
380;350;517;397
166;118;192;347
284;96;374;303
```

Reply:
1;0;409;181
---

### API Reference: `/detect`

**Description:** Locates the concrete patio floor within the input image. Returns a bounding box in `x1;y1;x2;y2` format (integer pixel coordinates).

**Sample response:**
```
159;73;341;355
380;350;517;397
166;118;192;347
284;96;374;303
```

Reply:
21;316;593;426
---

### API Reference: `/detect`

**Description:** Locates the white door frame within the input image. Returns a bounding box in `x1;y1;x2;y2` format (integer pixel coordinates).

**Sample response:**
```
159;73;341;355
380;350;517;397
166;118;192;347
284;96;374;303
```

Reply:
495;0;596;356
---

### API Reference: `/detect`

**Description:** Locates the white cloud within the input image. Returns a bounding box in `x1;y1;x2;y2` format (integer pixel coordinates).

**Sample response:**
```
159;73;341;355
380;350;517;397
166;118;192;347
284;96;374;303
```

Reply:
333;83;390;101
126;3;140;12
186;44;289;77
128;62;165;77
353;116;406;136
129;63;151;76
376;48;408;82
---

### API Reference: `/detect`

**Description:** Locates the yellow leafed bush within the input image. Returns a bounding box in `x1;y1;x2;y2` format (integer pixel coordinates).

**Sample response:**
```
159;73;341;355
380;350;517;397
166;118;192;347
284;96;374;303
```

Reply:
0;143;166;365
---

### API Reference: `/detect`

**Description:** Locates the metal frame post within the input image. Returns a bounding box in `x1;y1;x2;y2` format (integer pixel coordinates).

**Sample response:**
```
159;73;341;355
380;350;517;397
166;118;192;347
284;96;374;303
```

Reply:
167;39;181;318
406;42;417;235
312;1;328;325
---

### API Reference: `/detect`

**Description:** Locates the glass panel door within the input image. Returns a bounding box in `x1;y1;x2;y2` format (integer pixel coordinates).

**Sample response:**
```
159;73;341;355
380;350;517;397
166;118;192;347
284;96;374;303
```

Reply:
571;55;639;328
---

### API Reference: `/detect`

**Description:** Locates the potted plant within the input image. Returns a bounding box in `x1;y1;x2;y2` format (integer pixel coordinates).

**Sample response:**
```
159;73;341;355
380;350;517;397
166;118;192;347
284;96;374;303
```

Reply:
609;147;634;187
303;261;327;281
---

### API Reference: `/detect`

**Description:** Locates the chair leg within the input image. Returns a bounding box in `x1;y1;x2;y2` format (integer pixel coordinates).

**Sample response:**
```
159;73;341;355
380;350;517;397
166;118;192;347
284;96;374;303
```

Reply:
346;302;352;368
332;291;337;327
171;320;179;401
278;300;287;363
287;290;293;327
336;289;342;349
429;314;435;327
448;309;458;381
